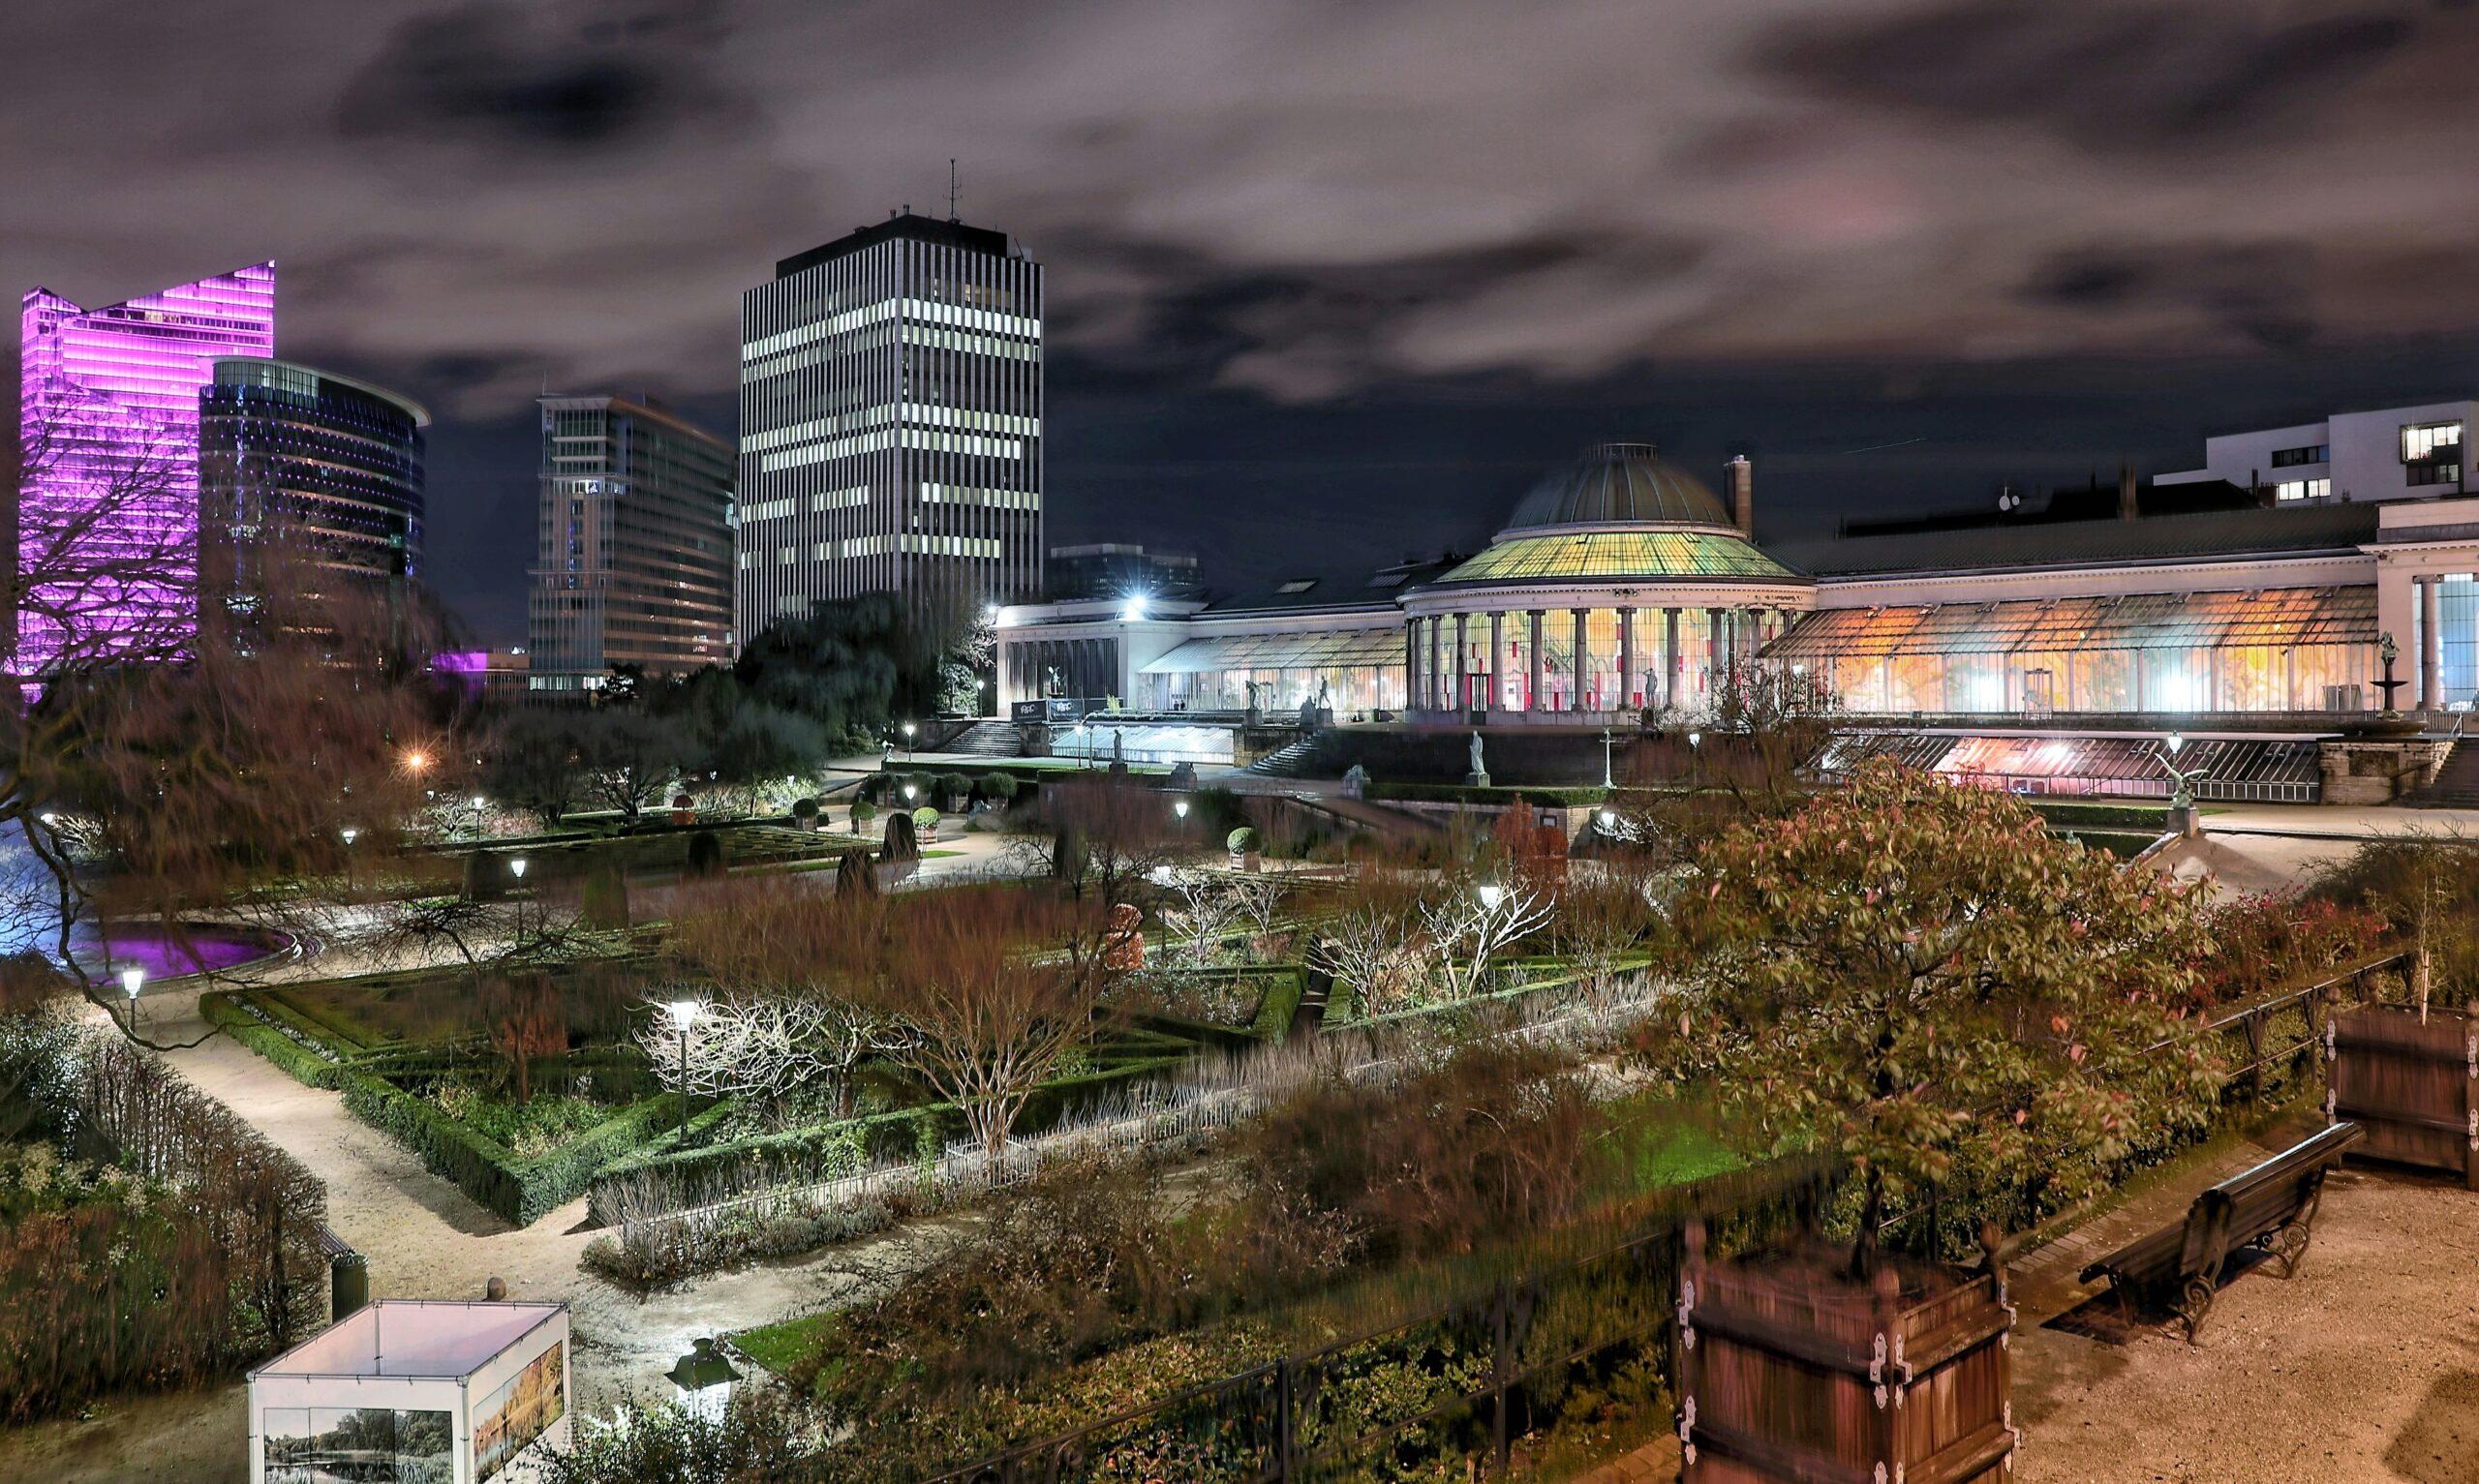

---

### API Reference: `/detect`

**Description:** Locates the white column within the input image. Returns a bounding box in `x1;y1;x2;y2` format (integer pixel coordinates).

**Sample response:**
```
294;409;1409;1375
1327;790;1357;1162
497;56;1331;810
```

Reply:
2422;574;2443;711
1405;618;1422;711
1571;607;1592;712
1664;607;1682;710
1425;616;1443;711
1488;612;1505;714
1452;612;1470;712
1617;606;1637;710
1527;610;1545;712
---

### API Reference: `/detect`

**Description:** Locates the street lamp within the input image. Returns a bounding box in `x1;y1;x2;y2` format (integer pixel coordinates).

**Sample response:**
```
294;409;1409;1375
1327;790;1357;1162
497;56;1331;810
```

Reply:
1598;807;1617;833
665;998;702;1145
902;720;916;761
1478;882;1505;912
471;795;487;841
509;857;530;938
1174;799;1189;820
340;827;359;846
2165;731;2185;756
403;748;430;774
1599;728;1617;789
1685;731;1701;749
120;966;144;1032
666;1336;742;1426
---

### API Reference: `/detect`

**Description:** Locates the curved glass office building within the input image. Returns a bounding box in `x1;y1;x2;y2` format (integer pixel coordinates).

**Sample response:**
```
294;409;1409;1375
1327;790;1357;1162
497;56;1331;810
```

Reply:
199;357;427;593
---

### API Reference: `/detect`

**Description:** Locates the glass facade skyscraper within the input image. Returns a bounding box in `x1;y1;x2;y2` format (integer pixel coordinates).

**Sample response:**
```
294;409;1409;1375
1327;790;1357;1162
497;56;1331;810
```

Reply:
528;395;736;694
199;357;427;604
17;262;277;671
737;214;1042;645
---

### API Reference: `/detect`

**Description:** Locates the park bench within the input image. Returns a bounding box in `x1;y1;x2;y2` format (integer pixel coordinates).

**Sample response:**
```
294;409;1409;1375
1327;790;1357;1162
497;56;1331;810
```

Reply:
2077;1121;2363;1343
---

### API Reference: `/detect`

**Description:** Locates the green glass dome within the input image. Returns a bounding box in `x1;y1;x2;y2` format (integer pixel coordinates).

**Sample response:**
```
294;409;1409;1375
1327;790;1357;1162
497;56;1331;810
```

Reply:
1500;442;1733;532
1432;530;1797;587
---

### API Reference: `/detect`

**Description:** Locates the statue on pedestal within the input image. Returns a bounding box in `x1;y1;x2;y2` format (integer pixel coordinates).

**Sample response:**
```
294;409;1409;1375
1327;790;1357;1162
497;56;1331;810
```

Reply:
1464;729;1490;788
2376;631;2406;717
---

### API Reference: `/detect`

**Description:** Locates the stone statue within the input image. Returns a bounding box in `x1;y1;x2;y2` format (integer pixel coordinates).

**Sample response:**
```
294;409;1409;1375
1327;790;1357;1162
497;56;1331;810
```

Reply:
1340;763;1368;799
2375;631;2406;716
1112;730;1125;764
1464;729;1489;787
1243;679;1262;709
2158;749;2211;810
1468;730;1485;775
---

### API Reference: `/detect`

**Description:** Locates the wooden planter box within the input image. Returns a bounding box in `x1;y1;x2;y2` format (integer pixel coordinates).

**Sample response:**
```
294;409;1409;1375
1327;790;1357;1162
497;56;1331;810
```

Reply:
1678;1227;2018;1484
2327;1001;2479;1187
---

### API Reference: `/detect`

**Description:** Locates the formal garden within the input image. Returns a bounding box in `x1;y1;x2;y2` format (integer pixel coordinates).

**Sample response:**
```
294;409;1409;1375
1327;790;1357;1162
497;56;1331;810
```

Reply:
484;758;2464;1484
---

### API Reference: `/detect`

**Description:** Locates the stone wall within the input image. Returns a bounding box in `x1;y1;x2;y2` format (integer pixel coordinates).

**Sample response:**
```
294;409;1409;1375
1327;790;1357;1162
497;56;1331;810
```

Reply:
2317;738;2450;804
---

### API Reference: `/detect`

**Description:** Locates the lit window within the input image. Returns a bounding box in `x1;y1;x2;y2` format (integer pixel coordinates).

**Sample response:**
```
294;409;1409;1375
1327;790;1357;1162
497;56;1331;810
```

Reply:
2402;421;2464;463
2274;478;2332;501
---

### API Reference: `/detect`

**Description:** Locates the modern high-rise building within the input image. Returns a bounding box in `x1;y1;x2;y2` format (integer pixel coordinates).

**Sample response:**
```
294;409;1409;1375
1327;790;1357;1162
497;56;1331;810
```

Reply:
198;357;428;606
1046;542;1203;603
736;213;1042;644
528;394;736;695
17;262;277;670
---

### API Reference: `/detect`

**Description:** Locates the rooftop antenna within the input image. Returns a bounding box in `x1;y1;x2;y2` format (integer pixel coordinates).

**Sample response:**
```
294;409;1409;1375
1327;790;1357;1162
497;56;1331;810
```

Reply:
948;159;960;222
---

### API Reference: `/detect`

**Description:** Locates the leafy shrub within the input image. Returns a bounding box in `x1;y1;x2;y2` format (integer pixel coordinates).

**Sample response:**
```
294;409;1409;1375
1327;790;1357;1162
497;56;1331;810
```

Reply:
849;797;877;826
1246;1039;1600;1263
791;797;820;826
980;772;1021;804
912;805;940;831
1227;826;1261;854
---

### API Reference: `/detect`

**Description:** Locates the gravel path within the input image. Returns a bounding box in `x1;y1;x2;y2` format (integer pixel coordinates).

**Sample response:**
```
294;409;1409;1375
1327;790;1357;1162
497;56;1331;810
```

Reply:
2015;1169;2479;1483
0;1005;917;1484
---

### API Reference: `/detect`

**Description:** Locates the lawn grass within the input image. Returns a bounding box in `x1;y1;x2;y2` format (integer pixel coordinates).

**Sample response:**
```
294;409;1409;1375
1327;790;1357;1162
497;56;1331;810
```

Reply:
732;1315;834;1375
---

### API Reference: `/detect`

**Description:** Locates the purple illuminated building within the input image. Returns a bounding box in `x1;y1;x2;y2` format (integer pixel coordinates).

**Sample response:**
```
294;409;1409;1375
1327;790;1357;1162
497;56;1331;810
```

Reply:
17;262;277;671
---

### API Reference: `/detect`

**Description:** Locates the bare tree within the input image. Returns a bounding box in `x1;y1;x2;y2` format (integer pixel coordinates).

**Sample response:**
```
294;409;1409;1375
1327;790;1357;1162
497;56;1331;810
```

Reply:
1230;871;1289;959
2;398;458;1043
1307;876;1430;1018
576;712;690;824
1419;874;1552;1001
862;892;1112;1160
663;875;915;1116
1161;867;1243;965
1012;775;1184;909
1549;863;1656;1006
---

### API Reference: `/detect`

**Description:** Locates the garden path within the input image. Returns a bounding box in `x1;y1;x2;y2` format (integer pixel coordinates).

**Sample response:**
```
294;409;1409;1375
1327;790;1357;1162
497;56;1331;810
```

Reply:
0;1001;939;1484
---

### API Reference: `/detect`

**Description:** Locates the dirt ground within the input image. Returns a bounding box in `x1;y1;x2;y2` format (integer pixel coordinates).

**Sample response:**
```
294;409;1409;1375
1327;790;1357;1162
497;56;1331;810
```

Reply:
2015;1169;2479;1484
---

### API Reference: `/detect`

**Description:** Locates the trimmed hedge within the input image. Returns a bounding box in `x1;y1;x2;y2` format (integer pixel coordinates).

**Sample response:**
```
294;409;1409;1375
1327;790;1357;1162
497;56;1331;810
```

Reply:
2027;800;2171;830
1365;781;1610;807
199;993;343;1089
342;1069;689;1227
586;1054;1192;1226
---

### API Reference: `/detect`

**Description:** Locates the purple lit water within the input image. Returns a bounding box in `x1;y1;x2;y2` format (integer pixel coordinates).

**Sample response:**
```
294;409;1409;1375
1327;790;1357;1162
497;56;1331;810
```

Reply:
69;924;288;981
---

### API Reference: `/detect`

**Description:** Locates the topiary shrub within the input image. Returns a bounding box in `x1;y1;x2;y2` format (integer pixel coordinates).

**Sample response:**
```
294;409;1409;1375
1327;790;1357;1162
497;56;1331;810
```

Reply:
580;865;631;929
791;798;821;829
881;810;920;863
980;772;1021;807
836;848;879;896
1226;827;1261;855
850;798;878;831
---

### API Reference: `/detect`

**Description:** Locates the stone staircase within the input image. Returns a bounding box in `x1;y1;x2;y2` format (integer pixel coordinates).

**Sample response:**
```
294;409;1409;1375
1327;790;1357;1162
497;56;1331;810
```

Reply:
2402;737;2479;806
932;721;1026;759
1244;728;1362;778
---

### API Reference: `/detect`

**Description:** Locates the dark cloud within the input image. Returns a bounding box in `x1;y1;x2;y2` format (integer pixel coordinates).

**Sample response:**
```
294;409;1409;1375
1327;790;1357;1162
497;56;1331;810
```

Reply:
1760;1;2421;153
2022;242;2317;348
10;0;2479;643
337;1;735;149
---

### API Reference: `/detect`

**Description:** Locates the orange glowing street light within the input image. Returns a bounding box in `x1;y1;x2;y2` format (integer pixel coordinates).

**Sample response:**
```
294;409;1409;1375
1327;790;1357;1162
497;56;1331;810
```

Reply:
402;748;431;774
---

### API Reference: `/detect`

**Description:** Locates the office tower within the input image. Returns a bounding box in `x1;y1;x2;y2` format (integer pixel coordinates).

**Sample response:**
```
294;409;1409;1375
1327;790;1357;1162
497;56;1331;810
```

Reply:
737;213;1042;644
528;394;736;695
198;358;428;609
17;262;277;670
1045;542;1203;603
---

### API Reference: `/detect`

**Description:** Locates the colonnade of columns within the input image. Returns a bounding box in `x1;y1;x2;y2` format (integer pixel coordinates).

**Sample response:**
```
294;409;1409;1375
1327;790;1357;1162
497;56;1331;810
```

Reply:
1403;603;1797;714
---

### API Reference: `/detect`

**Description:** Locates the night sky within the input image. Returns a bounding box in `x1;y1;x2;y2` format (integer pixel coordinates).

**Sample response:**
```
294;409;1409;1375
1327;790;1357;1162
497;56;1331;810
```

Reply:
12;0;2479;645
